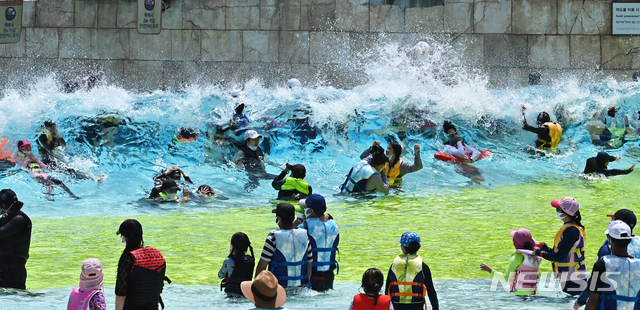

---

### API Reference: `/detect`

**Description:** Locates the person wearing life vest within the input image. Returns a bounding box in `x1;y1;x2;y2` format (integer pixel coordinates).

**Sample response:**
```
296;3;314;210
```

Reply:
443;121;481;161
297;194;339;292
521;105;563;150
36;120;66;166
583;152;635;177
147;179;190;203
272;164;312;201
385;232;439;310
171;127;199;145
534;197;587;296
480;228;542;296
255;203;312;288
0;189;31;289
341;145;390;195
36;121;107;183
575;209;640;309
584;220;640;310
67;258;106;310
148;166;193;199
598;106;631;148
14;139;79;199
218;232;255;298
234;130;266;173
350;268;392;310
115;219;168;310
360;141;422;187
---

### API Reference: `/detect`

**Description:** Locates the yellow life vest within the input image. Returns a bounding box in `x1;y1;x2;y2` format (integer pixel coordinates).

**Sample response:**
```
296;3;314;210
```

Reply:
552;223;586;275
389;254;427;307
280;177;309;195
538;122;563;149
17;153;44;173
384;158;403;186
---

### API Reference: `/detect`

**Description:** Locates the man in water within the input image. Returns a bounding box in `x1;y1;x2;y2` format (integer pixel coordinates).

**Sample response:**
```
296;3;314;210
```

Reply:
583;151;635;177
521;104;563;150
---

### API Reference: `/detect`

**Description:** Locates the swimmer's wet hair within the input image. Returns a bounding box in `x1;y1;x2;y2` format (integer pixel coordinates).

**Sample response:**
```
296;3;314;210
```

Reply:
443;121;456;133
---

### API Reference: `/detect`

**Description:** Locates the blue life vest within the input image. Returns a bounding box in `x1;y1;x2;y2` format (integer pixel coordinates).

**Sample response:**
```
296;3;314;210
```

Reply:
599;255;640;310
341;160;377;194
305;218;339;273
629;237;640;259
269;229;310;287
233;114;250;128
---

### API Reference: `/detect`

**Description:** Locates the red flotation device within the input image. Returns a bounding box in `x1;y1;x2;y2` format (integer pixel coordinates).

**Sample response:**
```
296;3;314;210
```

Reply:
0;138;16;163
434;150;493;163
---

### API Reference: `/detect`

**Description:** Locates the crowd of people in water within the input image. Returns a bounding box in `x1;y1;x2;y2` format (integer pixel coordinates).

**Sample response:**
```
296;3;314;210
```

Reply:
1;75;640;310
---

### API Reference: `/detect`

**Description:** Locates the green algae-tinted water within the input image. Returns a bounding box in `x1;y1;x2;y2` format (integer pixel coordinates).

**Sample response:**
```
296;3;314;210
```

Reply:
26;173;638;290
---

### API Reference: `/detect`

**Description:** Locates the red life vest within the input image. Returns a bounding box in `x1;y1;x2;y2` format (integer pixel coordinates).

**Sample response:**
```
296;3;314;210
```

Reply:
130;247;166;272
353;293;391;310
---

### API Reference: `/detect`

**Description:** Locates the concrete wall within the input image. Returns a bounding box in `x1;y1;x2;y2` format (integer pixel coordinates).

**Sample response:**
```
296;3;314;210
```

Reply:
0;0;638;91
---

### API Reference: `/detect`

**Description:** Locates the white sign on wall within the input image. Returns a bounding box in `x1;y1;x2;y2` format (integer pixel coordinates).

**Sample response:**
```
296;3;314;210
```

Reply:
613;2;640;35
0;0;22;44
137;0;161;35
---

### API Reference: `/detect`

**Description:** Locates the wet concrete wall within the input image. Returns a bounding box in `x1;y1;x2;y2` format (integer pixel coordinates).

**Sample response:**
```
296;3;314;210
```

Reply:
0;0;636;91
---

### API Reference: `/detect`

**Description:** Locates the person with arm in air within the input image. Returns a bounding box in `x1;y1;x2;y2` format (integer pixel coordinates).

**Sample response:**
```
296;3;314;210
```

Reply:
583;152;635;177
361;141;422;186
521;105;563;150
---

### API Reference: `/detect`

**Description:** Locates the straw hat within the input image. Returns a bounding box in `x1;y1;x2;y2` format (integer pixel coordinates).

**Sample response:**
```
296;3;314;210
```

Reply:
240;271;286;308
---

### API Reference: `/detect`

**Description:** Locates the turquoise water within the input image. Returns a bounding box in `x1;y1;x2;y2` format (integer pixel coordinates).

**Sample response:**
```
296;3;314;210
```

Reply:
1;40;640;309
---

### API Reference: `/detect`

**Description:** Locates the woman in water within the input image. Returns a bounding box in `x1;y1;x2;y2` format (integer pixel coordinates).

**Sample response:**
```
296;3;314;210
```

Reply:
360;141;422;187
534;197;586;296
14;140;78;199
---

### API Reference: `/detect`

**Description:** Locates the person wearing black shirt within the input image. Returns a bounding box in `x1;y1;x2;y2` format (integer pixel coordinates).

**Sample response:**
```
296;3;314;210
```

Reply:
0;189;32;289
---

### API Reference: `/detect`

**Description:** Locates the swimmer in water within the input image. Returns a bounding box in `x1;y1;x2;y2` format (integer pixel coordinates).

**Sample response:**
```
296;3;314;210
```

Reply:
583;152;635;177
341;145;390;195
360;141;422;187
36;121;106;183
147;179;190;203
443;121;480;162
521;104;563;150
13;140;79;199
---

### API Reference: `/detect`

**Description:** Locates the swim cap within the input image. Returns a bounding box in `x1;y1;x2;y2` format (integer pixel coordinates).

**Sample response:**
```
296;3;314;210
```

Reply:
536;112;550;124
608;106;617;117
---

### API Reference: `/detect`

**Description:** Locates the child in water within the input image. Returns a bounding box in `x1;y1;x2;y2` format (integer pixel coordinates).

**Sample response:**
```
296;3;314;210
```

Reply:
67;258;106;310
14;139;79;199
349;268;393;310
218;232;256;298
480;228;541;295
